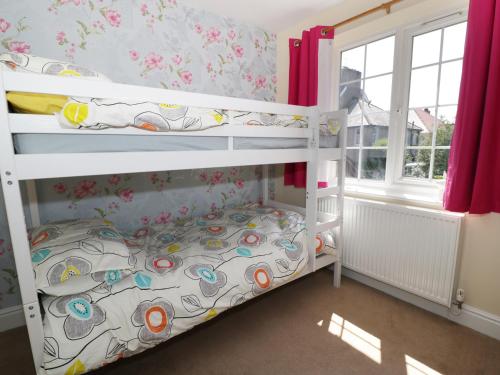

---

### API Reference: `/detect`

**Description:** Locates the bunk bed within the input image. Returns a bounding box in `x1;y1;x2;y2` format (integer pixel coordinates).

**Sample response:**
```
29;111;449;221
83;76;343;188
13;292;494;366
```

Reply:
0;68;346;375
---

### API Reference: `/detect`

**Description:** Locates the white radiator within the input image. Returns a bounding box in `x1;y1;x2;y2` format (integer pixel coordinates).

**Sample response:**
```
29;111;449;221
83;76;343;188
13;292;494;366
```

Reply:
321;197;462;306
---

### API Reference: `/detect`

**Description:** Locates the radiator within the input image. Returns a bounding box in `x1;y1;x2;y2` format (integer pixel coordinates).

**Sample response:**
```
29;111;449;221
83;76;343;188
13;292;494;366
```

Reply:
320;197;462;306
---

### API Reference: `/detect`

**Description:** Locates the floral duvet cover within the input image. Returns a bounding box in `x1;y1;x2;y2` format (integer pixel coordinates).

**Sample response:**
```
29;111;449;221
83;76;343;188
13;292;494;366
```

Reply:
41;206;308;375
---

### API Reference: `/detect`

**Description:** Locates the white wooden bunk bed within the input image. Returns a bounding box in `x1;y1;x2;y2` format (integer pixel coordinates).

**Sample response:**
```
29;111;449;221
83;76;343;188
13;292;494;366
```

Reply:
0;69;346;374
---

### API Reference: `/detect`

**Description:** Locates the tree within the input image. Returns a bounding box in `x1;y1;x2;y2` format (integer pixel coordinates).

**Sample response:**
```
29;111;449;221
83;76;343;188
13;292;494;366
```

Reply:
415;119;454;179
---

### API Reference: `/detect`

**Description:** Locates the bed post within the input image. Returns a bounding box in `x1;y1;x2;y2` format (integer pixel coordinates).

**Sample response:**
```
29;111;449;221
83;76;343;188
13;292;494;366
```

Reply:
305;106;320;273
0;72;44;373
26;180;41;228
262;165;269;206
333;109;347;288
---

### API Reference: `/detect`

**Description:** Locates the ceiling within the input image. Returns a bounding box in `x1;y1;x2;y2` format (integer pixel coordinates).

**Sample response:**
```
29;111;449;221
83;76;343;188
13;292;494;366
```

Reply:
182;0;346;32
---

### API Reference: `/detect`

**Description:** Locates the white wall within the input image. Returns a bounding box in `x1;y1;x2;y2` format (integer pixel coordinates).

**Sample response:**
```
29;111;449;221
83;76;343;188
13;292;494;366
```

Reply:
275;0;500;317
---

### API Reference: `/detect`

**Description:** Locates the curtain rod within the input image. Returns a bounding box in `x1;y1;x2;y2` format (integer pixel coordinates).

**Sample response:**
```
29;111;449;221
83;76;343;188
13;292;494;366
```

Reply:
325;0;403;32
292;0;403;46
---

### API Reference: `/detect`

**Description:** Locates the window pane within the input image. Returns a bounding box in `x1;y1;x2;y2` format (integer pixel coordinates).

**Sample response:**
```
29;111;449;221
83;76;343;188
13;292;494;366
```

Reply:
364;74;393;111
347;125;361;147
341;45;364;83
406;107;435;146
361;149;386;180
433;149;450;179
340;81;363;147
346;149;359;178
365;36;395;77
412;29;441;68
363;112;390;147
403;149;431;179
439;60;462;105
339;82;362;114
442;22;467;61
436;106;457;146
409;65;438;108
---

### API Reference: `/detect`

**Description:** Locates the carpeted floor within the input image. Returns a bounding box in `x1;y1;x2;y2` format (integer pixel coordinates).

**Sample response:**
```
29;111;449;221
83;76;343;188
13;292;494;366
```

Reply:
1;271;499;375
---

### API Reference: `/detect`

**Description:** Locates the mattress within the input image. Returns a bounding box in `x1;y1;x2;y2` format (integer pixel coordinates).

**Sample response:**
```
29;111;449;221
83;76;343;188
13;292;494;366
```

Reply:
14;134;338;153
9;91;341;153
40;206;309;375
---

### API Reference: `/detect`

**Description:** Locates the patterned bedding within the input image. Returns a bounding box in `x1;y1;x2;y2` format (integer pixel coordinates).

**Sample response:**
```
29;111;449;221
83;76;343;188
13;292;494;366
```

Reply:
40;206;309;375
56;99;341;137
57;98;309;131
2;53;341;140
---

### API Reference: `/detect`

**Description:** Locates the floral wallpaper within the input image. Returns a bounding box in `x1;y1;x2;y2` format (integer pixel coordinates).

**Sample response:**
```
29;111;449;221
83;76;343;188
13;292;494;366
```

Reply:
0;0;276;310
0;190;18;310
0;0;277;99
38;167;263;232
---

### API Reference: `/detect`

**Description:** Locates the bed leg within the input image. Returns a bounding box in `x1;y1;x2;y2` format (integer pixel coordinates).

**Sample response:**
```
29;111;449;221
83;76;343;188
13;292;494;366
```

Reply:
24;302;45;372
333;261;341;288
0;177;44;372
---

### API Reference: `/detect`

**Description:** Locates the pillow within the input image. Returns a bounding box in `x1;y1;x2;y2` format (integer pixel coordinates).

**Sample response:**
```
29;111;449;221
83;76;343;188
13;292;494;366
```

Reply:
6;92;68;114
1;53;110;115
315;231;336;256
30;219;132;296
0;52;110;81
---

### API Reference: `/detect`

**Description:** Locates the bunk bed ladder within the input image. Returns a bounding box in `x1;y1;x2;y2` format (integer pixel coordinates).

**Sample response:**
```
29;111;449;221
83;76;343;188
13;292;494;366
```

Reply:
333;110;347;287
314;110;347;287
305;107;320;275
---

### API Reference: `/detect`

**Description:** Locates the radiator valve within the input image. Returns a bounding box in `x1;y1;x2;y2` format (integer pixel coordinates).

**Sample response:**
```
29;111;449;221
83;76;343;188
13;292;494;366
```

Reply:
450;288;465;316
456;288;465;307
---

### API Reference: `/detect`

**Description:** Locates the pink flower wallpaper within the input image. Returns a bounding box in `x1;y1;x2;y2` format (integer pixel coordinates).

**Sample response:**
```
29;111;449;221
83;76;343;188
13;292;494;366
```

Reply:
37;167;263;234
0;0;276;309
1;0;277;99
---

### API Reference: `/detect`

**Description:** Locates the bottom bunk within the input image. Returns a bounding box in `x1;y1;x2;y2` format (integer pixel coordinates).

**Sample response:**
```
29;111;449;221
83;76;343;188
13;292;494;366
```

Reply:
31;205;335;375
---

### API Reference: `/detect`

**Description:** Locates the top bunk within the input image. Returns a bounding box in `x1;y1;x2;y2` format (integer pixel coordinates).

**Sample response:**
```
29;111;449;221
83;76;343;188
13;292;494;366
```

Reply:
0;55;346;180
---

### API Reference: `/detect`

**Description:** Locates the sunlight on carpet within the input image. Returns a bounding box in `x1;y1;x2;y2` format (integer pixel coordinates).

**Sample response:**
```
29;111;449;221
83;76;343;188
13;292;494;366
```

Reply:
318;313;382;364
405;354;443;375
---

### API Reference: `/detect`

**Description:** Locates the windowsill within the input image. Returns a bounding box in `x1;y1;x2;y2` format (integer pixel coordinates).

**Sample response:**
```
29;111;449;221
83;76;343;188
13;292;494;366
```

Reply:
344;183;445;209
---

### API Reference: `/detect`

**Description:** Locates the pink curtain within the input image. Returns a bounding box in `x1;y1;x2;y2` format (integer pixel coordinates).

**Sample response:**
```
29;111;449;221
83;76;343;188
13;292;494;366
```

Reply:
444;0;500;213
284;26;334;188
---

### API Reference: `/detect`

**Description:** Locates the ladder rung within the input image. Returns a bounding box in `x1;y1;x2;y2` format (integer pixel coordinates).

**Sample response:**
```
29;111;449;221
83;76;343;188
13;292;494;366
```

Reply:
316;217;341;232
318;148;341;160
317;186;340;198
315;253;338;270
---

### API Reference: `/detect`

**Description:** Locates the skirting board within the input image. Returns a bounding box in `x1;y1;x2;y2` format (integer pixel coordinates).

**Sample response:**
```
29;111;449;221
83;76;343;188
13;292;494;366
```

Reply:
0;305;25;333
343;268;500;342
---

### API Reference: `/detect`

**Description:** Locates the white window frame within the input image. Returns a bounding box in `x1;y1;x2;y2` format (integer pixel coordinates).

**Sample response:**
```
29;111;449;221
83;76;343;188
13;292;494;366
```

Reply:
339;31;395;184
332;9;468;204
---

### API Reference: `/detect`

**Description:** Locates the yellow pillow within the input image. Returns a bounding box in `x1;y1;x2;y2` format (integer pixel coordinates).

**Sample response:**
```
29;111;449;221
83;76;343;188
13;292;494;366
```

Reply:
6;92;68;114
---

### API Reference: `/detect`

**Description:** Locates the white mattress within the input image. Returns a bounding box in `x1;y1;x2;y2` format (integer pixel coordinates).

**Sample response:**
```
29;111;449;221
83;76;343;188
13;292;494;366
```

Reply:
14;134;338;154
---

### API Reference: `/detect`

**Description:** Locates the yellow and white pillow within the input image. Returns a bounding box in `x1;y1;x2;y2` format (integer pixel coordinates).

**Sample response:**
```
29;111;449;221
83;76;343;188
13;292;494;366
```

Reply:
0;52;110;81
1;53;111;115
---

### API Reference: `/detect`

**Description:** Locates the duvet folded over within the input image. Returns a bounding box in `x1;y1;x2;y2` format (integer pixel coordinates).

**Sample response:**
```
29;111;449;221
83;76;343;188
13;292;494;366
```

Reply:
56;98;308;131
41;206;309;375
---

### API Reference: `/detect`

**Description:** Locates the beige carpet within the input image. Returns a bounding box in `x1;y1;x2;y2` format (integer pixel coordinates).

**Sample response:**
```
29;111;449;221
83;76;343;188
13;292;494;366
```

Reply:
1;271;499;375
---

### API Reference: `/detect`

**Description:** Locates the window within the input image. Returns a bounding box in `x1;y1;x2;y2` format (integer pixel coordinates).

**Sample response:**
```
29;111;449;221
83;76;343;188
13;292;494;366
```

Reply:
403;21;466;181
340;35;395;181
336;12;467;200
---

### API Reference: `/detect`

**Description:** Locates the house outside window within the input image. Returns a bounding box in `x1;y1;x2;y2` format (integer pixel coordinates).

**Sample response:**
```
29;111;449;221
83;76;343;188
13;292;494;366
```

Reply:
334;11;467;201
340;35;394;181
403;21;466;181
